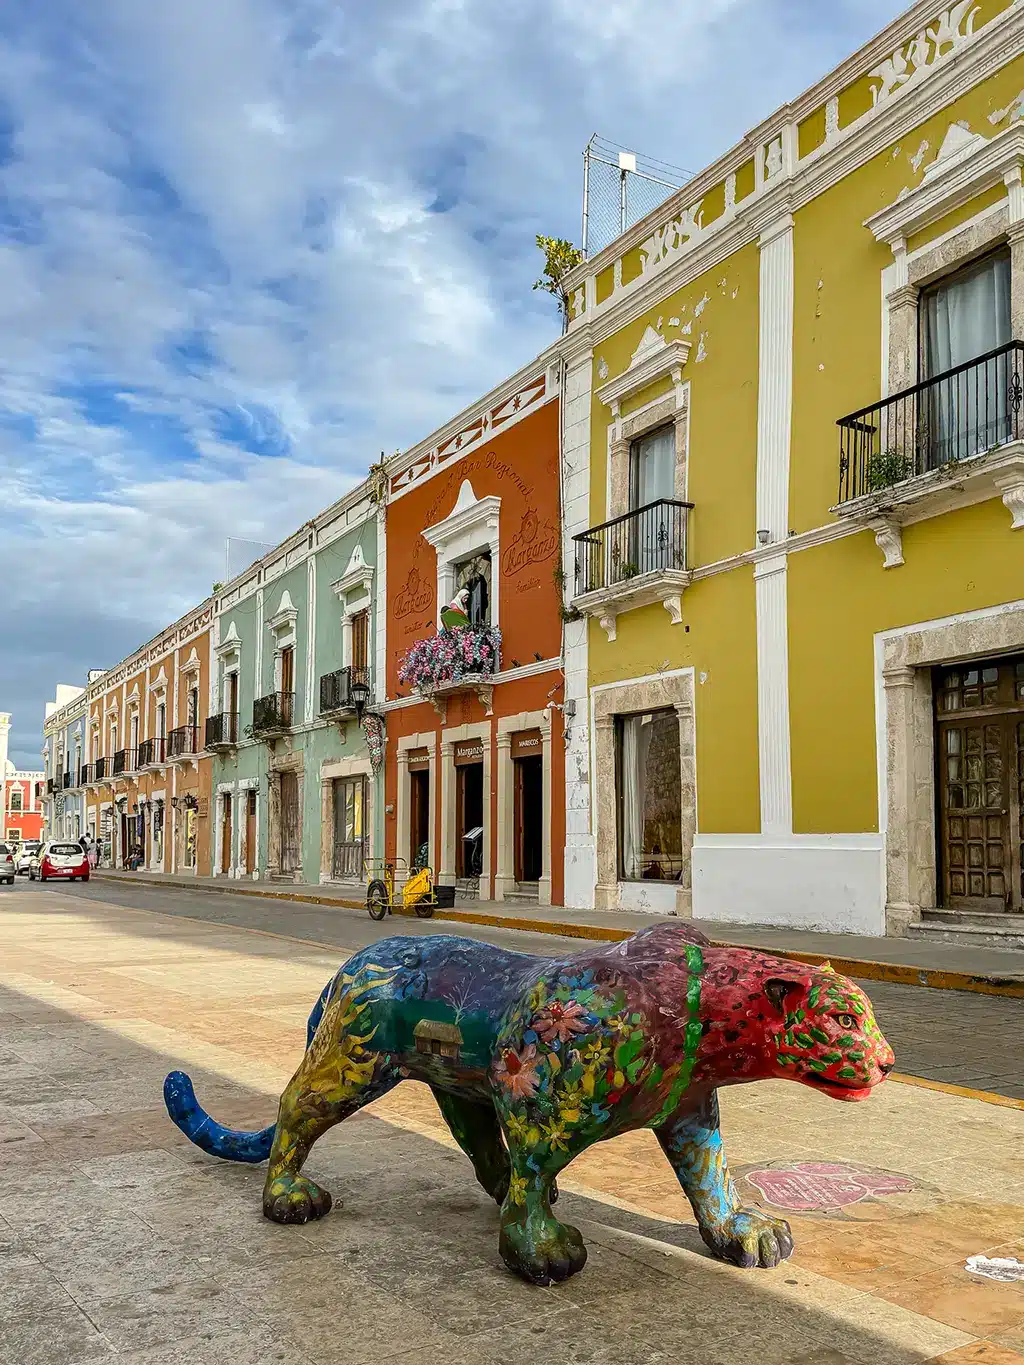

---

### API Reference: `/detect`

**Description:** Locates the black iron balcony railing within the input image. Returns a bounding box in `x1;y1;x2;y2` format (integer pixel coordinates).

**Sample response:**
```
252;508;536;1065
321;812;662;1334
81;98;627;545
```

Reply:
252;691;295;734
138;737;167;768
168;724;200;758
319;667;370;714
112;748;136;776
94;756;107;782
62;771;73;790
205;712;238;749
837;341;1024;504
80;763;96;786
46;777;56;795
572;499;693;597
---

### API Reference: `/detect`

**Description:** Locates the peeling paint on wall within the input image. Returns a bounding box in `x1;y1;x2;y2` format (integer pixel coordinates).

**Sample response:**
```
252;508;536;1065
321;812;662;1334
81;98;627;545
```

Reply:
696;333;708;363
694;292;710;317
910;139;930;171
989;90;1024;125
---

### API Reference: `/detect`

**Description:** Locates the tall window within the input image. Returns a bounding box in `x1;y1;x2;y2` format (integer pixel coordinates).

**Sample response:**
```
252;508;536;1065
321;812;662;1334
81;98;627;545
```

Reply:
187;685;199;728
629;425;675;508
455;552;491;627
921;250;1012;465
156;702;166;739
9;788;22;812
351;610;369;676
616;710;682;882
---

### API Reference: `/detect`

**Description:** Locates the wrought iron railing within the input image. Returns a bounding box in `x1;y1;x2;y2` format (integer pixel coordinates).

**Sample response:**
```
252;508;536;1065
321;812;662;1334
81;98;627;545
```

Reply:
572;499;693;596
205;712;238;748
837;341;1024;503
62;771;73;790
319;667;370;714
138;737;167;767
94;756;107;781
252;691;295;734
168;724;199;758
112;748;136;776
46;777;56;794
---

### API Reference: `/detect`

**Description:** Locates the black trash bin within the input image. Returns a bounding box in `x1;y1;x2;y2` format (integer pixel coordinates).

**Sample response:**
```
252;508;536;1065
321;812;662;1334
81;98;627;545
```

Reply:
433;884;456;908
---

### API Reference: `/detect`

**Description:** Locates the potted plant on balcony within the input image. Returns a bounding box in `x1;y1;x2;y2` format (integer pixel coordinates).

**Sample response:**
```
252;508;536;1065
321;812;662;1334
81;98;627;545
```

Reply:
397;622;502;696
866;447;915;492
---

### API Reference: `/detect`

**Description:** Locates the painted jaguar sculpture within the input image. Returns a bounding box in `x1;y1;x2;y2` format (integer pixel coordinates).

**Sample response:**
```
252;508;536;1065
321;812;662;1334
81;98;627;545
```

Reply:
163;923;894;1285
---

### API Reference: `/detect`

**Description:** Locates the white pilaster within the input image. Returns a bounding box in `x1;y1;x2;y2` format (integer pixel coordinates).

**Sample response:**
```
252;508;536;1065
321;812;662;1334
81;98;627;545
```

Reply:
754;214;795;836
255;588;265;701
561;351;597;909
305;556;316;725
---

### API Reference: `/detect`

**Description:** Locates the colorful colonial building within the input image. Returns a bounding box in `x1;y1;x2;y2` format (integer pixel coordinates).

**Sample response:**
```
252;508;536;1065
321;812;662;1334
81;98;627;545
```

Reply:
1;713;44;844
558;0;1024;941
383;352;566;905
207;480;381;889
42;684;92;841
83;602;215;873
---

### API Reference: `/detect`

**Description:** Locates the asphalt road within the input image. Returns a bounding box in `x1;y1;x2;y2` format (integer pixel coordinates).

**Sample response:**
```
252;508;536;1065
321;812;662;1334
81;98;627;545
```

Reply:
6;876;1023;1099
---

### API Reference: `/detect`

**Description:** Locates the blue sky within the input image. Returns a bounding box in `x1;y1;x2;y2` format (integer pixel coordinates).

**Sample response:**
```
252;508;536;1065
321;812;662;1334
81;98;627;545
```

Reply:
0;0;904;769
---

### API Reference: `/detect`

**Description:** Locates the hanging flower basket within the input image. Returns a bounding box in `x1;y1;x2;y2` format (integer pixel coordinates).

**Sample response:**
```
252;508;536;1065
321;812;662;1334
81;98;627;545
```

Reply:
398;625;502;694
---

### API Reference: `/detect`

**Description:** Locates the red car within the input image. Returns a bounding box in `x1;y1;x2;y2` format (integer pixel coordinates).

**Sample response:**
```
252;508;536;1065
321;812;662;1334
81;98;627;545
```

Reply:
31;841;90;883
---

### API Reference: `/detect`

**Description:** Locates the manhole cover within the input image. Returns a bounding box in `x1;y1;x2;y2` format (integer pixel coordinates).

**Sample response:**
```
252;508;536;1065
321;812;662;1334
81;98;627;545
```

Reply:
735;1161;922;1219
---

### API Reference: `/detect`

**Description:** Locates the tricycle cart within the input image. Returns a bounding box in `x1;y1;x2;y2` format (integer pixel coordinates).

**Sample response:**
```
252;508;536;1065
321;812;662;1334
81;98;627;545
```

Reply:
364;857;456;921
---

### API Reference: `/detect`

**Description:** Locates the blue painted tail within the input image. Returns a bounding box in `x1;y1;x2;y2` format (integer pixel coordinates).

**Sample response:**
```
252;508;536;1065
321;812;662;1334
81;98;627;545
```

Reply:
162;973;336;1164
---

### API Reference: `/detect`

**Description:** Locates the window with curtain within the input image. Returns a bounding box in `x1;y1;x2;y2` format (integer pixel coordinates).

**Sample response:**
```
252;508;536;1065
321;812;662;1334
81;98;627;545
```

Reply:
628;427;677;574
921;250;1012;467
616;709;682;882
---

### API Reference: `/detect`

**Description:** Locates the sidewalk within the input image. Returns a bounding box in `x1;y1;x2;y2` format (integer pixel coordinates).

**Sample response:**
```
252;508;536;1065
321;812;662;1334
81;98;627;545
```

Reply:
90;868;1024;997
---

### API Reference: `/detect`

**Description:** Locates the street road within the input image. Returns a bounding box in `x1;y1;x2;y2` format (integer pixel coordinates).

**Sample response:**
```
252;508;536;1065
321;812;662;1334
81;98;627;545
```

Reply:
0;880;1022;1363
11;876;1023;1100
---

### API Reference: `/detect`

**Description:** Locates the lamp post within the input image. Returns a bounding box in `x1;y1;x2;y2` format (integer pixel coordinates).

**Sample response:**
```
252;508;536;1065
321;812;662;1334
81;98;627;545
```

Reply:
351;675;371;722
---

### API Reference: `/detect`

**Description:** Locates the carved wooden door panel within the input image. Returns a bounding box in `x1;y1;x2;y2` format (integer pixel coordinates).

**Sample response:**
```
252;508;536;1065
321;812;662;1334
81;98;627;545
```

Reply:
280;771;300;874
935;658;1024;913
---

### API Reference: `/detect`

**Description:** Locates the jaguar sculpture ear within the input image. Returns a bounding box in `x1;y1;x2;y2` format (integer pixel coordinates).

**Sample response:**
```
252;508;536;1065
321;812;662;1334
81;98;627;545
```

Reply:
763;978;803;1014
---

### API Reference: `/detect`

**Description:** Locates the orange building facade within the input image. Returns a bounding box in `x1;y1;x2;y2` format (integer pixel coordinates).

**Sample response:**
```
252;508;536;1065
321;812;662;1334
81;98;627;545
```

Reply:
83;601;215;875
383;353;566;906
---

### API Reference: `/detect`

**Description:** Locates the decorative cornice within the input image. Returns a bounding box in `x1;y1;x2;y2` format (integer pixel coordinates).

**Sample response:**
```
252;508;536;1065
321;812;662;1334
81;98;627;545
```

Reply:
421;481;501;552
595;328;690;416
330;543;375;601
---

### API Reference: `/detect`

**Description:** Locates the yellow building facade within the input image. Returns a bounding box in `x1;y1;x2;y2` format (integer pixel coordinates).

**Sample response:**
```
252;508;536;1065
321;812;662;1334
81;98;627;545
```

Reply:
559;0;1024;942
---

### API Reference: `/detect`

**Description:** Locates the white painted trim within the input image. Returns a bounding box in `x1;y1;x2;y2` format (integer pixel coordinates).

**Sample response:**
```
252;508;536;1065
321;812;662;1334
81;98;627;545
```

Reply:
422;480;502;633
754;554;793;835
755;215;795;544
305;558;316;726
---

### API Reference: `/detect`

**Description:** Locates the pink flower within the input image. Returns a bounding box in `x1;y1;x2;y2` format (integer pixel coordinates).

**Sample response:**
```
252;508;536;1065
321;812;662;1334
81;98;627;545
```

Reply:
494;1044;540;1099
533;999;590;1045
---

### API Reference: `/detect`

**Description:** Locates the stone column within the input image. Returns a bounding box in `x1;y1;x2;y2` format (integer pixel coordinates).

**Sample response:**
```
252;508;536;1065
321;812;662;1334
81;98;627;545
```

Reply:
886;284;920;397
593;714;619;910
493;732;514;902
266;771;282;878
439;740;456;886
320;776;333;881
539;717;553;908
882;665;918;936
675;699;696;918
1009;223;1024;347
396;747;411;871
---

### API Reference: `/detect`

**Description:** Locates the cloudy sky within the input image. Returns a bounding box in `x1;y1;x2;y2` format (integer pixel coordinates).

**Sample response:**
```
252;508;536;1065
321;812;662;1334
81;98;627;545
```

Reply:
0;0;903;768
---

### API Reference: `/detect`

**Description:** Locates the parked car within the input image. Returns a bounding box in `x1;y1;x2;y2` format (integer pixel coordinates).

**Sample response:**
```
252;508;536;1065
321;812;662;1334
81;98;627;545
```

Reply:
15;841;41;876
0;842;13;885
30;841;90;883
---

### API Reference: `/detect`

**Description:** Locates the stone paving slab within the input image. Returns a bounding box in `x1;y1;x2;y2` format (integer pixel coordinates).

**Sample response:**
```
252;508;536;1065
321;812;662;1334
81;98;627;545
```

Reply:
0;886;1022;1364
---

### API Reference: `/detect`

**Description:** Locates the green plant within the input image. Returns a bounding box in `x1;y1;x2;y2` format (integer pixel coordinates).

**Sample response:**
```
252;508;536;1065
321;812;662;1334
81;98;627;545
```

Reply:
617;562;639;582
212;582;224;593
533;235;584;333
866;448;914;492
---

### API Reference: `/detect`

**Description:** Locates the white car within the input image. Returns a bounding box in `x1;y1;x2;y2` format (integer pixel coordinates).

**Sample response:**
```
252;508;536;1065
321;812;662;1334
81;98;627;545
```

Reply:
0;842;13;884
15;841;41;876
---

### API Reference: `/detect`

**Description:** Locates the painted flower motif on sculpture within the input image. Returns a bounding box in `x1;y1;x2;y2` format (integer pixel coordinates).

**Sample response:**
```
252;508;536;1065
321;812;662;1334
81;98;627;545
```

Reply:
534;998;591;1045
494;1044;541;1099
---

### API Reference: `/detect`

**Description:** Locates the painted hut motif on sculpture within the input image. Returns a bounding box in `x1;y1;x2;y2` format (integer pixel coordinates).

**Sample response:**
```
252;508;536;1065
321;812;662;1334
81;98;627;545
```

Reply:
414;1018;464;1060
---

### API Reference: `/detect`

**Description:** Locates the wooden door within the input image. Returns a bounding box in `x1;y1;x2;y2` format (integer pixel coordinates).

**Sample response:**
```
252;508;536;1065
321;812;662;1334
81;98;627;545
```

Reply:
410;769;430;867
227;673;239;737
280;647;295;726
245;791;257;874
351;611;369;679
221;794;233;874
936;657;1024;912
332;777;366;879
280;771;300;873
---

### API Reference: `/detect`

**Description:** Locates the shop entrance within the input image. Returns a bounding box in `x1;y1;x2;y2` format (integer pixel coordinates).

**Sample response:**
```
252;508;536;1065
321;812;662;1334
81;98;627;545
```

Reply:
408;750;430;868
245;790;257;875
221;793;233;874
514;756;543;884
454;739;485;880
280;771;300;874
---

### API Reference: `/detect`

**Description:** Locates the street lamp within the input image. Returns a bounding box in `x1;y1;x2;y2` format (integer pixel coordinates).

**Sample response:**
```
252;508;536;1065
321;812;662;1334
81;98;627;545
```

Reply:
351;675;371;721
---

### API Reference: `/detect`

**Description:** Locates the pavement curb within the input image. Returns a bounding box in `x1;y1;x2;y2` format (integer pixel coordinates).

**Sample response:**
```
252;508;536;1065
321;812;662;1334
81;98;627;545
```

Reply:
89;872;1024;1000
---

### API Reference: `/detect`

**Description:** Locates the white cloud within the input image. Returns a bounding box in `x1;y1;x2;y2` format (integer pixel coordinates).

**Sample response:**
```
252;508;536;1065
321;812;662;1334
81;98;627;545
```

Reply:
0;0;902;766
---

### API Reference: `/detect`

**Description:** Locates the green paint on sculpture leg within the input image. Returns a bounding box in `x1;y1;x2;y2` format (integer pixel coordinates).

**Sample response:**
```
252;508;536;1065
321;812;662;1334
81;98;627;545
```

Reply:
652;944;703;1125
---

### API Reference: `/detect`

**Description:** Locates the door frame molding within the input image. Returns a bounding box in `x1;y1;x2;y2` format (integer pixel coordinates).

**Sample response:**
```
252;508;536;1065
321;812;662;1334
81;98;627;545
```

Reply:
320;754;372;884
495;709;553;905
876;599;1024;932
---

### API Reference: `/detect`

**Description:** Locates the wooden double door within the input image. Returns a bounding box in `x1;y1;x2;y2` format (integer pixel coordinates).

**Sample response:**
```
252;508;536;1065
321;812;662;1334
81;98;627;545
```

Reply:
936;655;1024;912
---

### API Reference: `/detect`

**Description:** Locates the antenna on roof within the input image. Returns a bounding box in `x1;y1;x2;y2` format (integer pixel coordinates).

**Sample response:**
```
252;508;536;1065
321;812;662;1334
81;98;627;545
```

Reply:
581;135;693;258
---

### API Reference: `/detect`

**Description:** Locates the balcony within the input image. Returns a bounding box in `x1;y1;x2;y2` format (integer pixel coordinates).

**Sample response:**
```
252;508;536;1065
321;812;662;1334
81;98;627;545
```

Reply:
81;763;98;787
205;712;238;751
46;777;56;795
62;771;74;790
397;626;500;720
112;748;137;777
319;667;371;718
168;724;200;760
834;342;1024;566
571;499;693;642
252;691;295;738
138;737;167;769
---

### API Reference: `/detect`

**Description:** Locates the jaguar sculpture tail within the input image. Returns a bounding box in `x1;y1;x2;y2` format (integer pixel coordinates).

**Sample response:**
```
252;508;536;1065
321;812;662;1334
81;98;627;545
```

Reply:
163;975;335;1164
